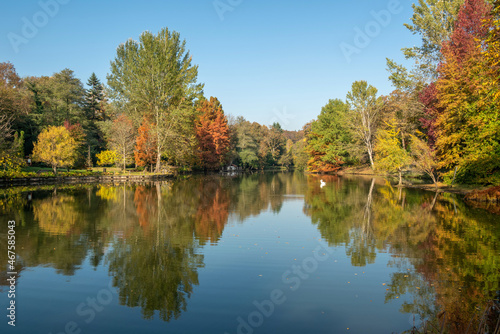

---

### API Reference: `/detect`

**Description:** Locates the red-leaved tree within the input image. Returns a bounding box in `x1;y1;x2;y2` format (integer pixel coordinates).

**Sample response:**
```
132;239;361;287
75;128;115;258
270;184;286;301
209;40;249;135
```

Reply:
195;97;230;170
434;0;493;169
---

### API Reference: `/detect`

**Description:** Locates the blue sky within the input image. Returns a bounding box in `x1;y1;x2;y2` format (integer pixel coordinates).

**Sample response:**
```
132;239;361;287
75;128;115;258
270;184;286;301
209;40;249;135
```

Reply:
1;0;420;130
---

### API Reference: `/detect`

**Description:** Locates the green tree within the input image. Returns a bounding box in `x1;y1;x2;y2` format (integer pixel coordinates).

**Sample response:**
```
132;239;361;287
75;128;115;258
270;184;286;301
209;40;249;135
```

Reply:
84;73;105;121
346;81;380;169
292;138;309;171
278;139;293;168
306;99;352;173
108;27;204;172
52;68;85;122
261;122;286;165
387;0;464;88
32;126;77;175
235;117;260;169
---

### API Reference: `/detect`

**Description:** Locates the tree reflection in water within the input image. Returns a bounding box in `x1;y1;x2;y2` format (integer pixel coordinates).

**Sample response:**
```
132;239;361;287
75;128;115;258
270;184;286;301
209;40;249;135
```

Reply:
304;175;500;333
0;173;498;331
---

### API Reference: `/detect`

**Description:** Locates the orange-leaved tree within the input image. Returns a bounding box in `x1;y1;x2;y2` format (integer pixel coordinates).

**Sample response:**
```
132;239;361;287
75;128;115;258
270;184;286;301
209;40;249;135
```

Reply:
195;97;230;170
134;117;157;171
434;0;495;172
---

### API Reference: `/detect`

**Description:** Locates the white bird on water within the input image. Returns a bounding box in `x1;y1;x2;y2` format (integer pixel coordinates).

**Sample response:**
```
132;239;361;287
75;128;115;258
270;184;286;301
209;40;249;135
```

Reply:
320;179;326;188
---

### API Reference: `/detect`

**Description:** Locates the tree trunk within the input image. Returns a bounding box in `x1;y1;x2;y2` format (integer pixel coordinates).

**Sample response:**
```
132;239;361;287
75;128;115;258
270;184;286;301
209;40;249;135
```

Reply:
368;149;375;170
156;152;161;173
430;173;438;190
451;166;458;185
155;105;161;173
430;191;439;211
53;166;57;176
398;170;402;186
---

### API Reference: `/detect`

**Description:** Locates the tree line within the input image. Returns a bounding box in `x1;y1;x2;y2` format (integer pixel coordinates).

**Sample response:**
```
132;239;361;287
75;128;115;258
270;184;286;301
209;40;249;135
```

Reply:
0;28;307;176
307;0;500;186
1;0;499;184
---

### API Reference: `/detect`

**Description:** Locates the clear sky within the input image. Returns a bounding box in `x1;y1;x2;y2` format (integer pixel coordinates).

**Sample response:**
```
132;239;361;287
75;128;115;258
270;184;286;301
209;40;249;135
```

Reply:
0;0;420;130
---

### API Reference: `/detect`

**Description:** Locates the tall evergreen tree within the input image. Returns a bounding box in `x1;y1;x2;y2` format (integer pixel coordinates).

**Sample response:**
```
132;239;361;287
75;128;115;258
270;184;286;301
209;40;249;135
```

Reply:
52;68;85;122
84;72;105;120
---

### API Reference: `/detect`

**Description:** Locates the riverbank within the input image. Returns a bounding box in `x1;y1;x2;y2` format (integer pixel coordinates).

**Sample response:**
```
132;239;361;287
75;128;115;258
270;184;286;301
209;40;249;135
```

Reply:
1;166;494;201
0;172;176;187
339;164;489;196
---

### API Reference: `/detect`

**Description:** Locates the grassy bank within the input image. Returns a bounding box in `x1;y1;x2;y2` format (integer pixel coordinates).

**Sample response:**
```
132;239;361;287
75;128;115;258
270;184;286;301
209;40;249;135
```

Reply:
339;164;492;196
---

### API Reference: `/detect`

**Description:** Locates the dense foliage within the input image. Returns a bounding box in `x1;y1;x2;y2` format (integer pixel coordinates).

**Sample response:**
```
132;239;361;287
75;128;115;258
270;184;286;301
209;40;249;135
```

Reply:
3;2;500;183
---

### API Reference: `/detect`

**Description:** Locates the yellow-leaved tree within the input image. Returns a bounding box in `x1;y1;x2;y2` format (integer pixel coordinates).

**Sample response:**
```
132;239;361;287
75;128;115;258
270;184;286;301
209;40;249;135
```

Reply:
375;119;412;186
32;126;77;175
96;150;120;168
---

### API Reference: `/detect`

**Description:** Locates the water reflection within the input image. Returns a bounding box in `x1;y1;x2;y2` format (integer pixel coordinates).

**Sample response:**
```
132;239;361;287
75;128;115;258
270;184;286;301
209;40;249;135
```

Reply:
0;173;499;332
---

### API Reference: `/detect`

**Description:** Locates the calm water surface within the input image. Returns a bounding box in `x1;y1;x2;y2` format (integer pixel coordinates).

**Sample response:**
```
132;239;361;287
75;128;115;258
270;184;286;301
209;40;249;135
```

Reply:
1;173;499;334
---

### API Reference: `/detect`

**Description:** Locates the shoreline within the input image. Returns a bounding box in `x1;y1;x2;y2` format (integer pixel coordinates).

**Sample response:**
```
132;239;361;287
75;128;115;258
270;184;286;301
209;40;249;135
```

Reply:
338;165;488;196
0;168;491;199
0;173;176;188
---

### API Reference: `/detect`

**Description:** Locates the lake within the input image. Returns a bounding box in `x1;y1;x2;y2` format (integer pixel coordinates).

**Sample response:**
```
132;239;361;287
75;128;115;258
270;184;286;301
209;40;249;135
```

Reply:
1;172;499;334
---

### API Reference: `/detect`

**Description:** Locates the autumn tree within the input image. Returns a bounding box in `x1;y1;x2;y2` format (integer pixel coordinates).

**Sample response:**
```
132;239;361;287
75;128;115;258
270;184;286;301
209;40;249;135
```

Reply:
307;99;352;173
0;62;32;157
480;0;500;103
109;114;135;170
134;117;157;171
375;119;412;186
386;0;464;88
346;81;380;169
261;122;286;165
278;139;293;168
418;82;441;146
410;134;439;188
0;62;31;120
108;28;204;172
380;90;424;149
434;0;494;172
32;126;77;175
194;97;230;170
96;150;120;167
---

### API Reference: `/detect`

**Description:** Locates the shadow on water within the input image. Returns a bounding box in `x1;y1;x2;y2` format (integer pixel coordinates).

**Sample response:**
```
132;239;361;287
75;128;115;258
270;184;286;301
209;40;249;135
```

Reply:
0;172;499;333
